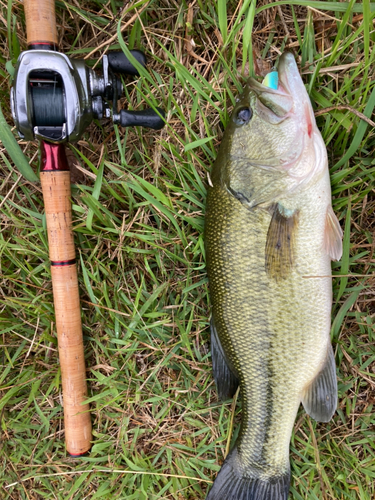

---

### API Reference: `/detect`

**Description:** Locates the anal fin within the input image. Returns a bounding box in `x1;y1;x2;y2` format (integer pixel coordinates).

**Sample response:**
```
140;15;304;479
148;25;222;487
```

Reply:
210;317;239;400
302;344;337;422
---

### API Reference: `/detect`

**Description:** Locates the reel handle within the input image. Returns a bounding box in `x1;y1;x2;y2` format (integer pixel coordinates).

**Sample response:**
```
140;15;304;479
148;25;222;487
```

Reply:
107;50;147;76
116;108;166;130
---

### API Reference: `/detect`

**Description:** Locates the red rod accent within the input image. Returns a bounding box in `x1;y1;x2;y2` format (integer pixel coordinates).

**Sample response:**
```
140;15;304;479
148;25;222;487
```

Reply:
68;451;90;457
40;142;70;172
28;42;57;51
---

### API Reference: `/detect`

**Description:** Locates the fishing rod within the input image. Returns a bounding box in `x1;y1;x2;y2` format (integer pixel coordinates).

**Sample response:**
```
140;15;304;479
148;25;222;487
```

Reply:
10;0;165;456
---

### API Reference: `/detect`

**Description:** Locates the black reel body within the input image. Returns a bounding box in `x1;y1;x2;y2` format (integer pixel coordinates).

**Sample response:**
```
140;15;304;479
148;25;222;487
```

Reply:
11;49;165;143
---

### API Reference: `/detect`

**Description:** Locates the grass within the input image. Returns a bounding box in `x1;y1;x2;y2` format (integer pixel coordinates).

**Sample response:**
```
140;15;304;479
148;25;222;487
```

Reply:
0;1;375;498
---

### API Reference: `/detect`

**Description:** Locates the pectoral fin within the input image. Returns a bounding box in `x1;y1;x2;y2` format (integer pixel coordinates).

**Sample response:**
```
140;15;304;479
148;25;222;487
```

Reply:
210;317;239;400
324;205;343;261
302;344;337;422
265;204;299;280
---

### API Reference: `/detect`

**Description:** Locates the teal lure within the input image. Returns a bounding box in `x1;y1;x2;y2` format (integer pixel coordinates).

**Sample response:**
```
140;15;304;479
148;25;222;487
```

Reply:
262;70;278;90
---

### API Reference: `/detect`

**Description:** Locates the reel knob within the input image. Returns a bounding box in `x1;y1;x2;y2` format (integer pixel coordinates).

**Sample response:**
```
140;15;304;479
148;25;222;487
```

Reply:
107;50;147;76
114;108;165;130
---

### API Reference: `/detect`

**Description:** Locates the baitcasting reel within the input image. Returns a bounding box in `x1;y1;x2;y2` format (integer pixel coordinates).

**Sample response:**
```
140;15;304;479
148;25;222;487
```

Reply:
11;49;165;143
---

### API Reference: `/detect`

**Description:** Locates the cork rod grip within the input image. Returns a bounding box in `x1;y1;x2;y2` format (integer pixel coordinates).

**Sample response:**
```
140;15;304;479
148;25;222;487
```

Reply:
24;0;58;46
40;170;92;456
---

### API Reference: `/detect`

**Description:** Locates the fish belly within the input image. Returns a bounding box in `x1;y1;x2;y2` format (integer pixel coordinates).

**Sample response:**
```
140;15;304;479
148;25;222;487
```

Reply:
205;180;332;479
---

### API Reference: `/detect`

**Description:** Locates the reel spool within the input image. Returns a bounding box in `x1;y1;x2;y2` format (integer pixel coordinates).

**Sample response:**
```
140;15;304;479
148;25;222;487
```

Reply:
11;49;165;143
30;76;65;127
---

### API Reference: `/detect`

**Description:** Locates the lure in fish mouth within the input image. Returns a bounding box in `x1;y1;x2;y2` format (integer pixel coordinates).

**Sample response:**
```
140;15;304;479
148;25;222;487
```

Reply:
204;53;343;500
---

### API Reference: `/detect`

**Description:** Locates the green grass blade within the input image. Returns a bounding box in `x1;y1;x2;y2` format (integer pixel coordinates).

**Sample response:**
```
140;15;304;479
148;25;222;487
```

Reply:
336;202;351;302
0;104;38;182
86;160;105;231
256;1;375;14
331;289;362;341
217;0;227;45
334;83;375;169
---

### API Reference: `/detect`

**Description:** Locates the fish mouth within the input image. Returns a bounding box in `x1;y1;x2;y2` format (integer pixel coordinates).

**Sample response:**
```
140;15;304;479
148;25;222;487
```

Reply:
246;62;294;120
246;74;290;104
253;53;301;95
246;53;304;113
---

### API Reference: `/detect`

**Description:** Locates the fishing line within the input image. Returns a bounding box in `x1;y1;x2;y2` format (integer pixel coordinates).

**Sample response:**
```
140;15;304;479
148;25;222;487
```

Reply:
30;86;65;126
29;72;65;126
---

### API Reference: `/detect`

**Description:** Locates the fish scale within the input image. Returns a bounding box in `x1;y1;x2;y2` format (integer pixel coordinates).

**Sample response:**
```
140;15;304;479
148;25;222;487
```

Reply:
204;53;342;500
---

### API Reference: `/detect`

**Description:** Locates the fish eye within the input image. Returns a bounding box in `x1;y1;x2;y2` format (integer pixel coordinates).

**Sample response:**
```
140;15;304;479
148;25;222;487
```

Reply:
234;107;252;126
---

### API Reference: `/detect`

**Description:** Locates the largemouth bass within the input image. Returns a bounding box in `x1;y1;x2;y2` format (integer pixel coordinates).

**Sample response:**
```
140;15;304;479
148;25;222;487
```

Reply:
205;53;343;500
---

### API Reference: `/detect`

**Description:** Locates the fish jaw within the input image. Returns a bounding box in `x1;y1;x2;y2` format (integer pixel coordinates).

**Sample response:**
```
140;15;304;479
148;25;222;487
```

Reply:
278;53;311;108
278;52;317;140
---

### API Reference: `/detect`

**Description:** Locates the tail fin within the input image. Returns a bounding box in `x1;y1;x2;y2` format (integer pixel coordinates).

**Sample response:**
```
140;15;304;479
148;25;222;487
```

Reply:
206;449;290;500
